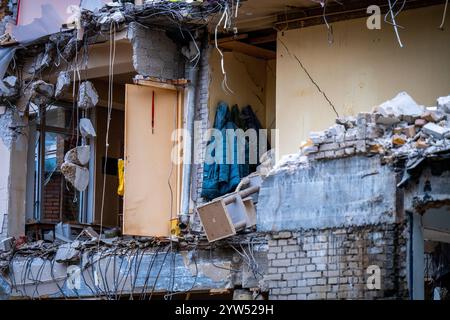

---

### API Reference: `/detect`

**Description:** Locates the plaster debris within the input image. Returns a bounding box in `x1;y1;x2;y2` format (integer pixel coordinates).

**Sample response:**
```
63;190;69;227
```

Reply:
55;71;71;99
79;118;97;138
77;81;99;109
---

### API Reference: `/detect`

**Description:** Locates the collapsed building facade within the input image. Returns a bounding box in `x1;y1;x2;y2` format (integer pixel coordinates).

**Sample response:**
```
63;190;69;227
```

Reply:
0;0;449;300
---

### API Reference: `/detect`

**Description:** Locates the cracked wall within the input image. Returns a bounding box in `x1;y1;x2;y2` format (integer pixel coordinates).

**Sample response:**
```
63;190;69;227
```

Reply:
276;5;450;156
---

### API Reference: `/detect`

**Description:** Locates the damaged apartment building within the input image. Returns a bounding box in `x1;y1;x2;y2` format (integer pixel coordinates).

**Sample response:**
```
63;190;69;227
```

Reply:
0;0;450;300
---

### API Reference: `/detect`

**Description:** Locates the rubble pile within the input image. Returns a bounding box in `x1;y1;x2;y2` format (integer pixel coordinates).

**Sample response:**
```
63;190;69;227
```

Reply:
302;92;450;164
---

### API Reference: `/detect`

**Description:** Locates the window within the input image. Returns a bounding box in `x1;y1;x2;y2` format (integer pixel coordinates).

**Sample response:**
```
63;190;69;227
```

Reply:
27;103;93;224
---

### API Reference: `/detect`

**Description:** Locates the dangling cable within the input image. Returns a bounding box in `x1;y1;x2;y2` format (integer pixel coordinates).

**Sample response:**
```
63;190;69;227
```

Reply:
98;22;116;248
439;0;449;30
214;4;234;94
385;0;404;48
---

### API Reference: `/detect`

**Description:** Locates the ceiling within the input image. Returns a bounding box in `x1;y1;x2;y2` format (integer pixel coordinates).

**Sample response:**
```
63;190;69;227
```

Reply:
234;0;320;32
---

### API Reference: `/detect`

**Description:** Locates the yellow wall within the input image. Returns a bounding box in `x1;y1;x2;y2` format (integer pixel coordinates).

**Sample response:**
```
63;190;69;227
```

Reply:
276;5;450;156
209;50;271;129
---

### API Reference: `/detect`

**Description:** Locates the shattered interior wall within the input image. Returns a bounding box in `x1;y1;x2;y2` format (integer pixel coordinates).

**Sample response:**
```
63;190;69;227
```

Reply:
276;5;450;155
265;225;408;300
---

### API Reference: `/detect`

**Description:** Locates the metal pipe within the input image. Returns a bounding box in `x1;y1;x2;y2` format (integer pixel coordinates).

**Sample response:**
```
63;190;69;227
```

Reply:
180;57;199;217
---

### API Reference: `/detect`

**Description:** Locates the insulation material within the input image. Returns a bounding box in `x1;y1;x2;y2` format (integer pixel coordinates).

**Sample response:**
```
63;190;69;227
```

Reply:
77;81;98;109
64;146;90;167
79;118;96;138
61;162;89;192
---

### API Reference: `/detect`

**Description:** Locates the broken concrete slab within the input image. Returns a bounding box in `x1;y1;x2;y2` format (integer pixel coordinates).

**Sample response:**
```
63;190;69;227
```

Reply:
422;123;450;139
55;241;81;263
77;81;98;109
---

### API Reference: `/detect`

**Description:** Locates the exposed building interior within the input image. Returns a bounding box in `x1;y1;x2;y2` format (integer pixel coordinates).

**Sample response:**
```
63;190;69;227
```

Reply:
0;0;450;302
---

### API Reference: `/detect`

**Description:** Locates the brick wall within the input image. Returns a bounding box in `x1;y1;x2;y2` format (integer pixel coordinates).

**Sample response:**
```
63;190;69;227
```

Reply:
192;42;211;206
264;224;408;300
127;22;184;80
42;172;78;222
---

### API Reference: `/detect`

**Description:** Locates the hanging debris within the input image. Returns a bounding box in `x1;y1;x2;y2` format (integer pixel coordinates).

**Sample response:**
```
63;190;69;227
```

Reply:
79;118;97;138
61;162;90;192
30;80;54;106
55;71;71;99
77;81;99;109
64;145;90;167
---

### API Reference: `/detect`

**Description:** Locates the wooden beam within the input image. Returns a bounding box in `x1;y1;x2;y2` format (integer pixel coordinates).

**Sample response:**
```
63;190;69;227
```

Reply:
219;41;276;60
248;33;277;45
134;79;178;91
211;34;248;45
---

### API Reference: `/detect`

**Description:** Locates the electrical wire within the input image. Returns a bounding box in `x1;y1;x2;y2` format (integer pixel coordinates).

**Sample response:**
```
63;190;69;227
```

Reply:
98;21;117;249
440;0;449;30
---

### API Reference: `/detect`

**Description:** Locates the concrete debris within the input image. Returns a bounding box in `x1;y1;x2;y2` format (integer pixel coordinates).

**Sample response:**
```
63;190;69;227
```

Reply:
62;37;82;62
290;92;450;168
0;237;13;252
77;81;99;109
422;122;450;139
30;80;54;106
64;145;90;167
33;42;56;74
79;118;97;138
55;241;81;263
374;92;424;121
0;75;19;99
55;71;71;99
421;110;445;123
61;162;90;192
437;95;450;113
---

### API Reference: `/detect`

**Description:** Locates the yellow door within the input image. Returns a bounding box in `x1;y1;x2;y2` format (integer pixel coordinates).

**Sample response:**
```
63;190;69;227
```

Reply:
124;84;180;237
